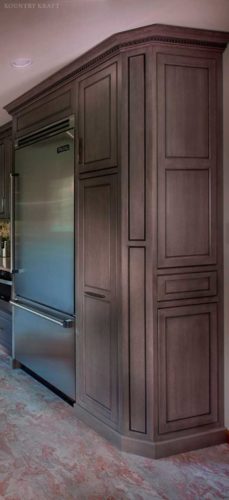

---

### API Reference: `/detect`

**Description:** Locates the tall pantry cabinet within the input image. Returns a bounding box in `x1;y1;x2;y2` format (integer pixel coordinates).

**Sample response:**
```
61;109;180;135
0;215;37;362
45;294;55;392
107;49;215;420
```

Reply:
5;24;229;458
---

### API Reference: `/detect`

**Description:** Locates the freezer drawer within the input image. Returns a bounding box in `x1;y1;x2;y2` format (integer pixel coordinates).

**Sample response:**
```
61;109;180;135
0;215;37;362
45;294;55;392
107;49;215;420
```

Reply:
13;305;75;400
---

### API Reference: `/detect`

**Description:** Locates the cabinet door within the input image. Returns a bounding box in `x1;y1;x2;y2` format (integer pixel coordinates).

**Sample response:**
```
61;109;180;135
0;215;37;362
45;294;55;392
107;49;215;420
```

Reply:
0;138;11;219
157;54;217;268
158;303;218;433
78;174;118;425
78;62;117;172
15;83;73;136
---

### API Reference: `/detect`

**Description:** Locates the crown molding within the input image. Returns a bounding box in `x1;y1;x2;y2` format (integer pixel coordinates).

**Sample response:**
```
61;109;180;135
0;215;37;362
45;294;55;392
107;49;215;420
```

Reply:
4;23;229;115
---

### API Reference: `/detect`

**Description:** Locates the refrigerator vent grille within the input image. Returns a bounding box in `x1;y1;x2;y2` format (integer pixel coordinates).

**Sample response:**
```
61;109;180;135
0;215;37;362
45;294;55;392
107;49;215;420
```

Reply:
16;117;73;148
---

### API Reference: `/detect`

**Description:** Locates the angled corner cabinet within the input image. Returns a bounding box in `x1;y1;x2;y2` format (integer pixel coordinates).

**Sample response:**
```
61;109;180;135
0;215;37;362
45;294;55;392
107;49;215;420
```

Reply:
5;24;229;458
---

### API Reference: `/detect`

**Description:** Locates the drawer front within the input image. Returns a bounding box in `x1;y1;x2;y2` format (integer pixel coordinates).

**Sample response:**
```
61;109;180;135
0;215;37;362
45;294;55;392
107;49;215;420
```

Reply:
158;272;217;301
13;306;75;400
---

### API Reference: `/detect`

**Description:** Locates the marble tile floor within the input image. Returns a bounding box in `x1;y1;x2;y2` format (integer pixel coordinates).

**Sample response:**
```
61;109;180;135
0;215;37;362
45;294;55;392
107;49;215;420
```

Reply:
0;347;228;500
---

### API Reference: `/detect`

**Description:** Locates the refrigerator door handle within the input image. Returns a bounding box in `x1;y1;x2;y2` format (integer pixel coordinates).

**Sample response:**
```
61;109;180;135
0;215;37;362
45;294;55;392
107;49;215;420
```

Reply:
10;300;74;328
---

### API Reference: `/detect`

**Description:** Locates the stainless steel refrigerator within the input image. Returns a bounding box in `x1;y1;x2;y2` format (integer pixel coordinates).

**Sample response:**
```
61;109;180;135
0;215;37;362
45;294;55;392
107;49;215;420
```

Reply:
11;116;75;400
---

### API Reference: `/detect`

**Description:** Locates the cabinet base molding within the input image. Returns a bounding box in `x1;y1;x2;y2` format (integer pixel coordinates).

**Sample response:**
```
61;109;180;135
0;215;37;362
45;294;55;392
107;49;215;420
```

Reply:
73;403;226;458
152;428;227;459
73;402;122;448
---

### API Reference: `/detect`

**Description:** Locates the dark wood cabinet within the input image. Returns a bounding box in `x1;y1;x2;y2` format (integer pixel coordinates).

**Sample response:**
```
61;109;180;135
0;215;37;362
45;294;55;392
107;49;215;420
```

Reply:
5;24;229;458
158;303;218;433
157;54;217;268
15;84;74;137
157;271;217;301
0;123;12;219
77;174;118;426
78;62;118;172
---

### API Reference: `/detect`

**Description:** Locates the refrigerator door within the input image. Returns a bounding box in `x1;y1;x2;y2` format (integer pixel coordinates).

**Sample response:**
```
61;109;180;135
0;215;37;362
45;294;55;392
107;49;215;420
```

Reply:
14;129;74;314
12;301;75;400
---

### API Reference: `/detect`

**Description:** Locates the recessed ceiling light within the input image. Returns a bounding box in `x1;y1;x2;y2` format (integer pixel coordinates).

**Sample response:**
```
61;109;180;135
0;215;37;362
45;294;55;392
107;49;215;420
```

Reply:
11;58;32;69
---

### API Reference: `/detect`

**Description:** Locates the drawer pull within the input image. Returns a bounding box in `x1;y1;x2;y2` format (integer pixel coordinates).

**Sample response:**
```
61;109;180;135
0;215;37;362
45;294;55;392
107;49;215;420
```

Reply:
10;300;74;328
85;291;105;299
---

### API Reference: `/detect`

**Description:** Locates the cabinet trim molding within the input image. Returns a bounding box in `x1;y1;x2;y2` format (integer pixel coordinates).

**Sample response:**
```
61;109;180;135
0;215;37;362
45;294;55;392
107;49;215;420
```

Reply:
5;25;229;116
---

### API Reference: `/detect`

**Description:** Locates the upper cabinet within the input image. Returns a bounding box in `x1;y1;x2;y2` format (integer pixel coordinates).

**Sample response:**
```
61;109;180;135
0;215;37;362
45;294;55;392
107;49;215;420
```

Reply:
15;84;74;137
0;123;12;220
78;61;118;172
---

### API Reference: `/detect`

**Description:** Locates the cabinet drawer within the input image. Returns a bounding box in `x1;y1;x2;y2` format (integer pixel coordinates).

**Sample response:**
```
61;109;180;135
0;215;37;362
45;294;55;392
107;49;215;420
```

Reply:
158;272;217;301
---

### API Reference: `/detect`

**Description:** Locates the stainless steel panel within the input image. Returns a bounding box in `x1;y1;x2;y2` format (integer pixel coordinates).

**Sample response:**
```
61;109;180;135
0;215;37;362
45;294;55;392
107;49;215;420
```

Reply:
13;305;75;400
14;129;74;314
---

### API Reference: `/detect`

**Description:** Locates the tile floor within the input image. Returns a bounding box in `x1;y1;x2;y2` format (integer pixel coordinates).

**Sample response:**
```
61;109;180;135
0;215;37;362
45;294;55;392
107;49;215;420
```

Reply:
0;347;228;500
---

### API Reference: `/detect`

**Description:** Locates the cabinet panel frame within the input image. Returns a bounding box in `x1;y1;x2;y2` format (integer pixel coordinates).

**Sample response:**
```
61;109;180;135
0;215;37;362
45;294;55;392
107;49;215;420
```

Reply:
157;52;217;268
15;83;74;138
158;271;217;301
77;174;119;427
158;303;218;434
78;59;118;173
120;46;155;439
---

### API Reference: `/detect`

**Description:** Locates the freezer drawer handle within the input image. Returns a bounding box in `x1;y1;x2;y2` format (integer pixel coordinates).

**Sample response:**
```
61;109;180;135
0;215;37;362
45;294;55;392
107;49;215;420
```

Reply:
10;301;74;328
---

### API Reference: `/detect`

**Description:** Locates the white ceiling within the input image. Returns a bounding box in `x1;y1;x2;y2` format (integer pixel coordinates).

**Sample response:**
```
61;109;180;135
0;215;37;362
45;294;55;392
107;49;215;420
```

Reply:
0;0;229;126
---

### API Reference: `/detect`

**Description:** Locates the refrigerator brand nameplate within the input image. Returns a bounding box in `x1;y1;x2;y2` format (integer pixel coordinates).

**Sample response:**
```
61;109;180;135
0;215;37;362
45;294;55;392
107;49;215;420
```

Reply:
57;144;70;154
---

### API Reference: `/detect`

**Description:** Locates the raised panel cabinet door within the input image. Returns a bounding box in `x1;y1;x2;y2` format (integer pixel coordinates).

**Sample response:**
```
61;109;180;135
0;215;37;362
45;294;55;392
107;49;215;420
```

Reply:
78;62;117;172
158;303;218;434
78;174;118;425
157;54;217;268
